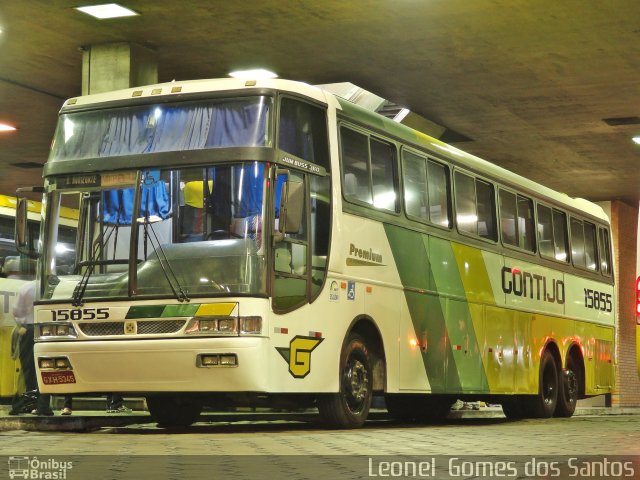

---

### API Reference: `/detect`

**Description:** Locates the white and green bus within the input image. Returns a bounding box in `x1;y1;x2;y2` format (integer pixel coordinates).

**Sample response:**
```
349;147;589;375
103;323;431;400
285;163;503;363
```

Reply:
18;78;614;427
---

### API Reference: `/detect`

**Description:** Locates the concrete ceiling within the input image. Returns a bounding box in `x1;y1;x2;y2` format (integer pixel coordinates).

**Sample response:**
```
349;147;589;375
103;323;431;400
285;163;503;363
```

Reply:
1;0;639;204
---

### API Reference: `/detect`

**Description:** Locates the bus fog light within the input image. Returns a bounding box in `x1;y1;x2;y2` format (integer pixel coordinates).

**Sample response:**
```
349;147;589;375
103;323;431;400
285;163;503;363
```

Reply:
39;358;55;369
219;354;238;366
239;316;262;335
200;354;219;366
55;358;71;369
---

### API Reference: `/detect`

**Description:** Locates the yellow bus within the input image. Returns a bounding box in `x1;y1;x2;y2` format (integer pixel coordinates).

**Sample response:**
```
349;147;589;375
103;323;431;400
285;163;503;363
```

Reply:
0;195;77;402
18;78;614;427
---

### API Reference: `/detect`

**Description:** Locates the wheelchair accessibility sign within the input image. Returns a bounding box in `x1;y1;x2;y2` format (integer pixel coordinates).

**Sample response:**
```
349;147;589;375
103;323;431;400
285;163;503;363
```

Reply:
347;281;356;301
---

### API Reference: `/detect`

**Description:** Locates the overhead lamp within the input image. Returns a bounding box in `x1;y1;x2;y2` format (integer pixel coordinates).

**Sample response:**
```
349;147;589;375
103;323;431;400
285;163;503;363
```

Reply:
75;3;139;19
228;69;278;80
0;123;17;132
632;136;640;145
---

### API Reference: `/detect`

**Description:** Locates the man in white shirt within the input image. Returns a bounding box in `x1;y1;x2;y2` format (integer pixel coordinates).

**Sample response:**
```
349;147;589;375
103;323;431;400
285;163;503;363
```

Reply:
10;280;52;416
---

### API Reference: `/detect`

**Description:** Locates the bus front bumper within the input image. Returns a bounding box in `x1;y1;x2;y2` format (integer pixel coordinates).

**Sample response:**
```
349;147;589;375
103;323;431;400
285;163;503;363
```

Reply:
34;337;269;394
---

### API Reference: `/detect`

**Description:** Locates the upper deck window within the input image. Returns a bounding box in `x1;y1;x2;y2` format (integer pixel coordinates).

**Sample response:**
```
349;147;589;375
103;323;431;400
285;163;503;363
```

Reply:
50;96;272;161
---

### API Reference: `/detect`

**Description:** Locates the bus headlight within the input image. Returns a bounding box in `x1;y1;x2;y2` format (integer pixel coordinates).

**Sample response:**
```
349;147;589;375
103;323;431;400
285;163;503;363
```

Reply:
37;323;77;339
239;316;262;335
185;316;262;336
185;317;238;335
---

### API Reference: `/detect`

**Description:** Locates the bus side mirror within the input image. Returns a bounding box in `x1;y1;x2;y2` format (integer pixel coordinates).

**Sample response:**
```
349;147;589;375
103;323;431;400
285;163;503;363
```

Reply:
275;170;304;241
15;188;42;259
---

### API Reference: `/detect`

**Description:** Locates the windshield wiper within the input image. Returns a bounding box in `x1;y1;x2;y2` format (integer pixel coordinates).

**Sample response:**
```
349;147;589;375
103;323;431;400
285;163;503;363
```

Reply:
71;224;118;307
141;218;190;303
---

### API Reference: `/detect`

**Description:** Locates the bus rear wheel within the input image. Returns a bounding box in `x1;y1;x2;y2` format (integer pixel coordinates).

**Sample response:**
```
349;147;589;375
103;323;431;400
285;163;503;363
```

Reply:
524;350;559;418
146;395;203;427
555;355;579;417
318;333;372;428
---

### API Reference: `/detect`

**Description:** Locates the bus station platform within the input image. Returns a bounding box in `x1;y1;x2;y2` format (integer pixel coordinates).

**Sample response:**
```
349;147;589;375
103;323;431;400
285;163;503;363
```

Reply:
1;401;639;432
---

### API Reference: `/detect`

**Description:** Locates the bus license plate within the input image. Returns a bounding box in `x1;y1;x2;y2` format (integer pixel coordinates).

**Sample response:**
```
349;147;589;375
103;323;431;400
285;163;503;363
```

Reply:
41;371;76;385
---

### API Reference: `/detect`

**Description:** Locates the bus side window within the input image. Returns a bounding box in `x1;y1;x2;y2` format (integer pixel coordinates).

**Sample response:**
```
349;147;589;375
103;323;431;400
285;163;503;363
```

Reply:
370;139;397;212
427;160;451;228
598;227;612;276
278;98;329;171
552;209;569;263
570;217;586;268
341;128;371;204
455;172;496;240
537;204;554;258
538;204;569;263
583;221;598;271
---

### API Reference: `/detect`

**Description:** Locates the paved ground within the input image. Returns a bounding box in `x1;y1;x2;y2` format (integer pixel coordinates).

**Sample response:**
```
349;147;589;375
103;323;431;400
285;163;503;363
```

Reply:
1;407;639;479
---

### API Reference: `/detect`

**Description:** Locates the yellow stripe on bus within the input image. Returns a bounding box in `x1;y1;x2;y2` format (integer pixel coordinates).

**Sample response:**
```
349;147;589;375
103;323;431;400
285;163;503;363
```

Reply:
195;303;237;317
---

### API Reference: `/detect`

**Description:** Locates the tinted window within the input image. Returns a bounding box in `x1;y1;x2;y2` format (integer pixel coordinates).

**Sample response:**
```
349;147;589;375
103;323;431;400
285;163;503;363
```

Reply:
402;151;428;221
455;172;496;240
552;210;569;262
370;139;397;212
571;217;586;268
584;221;598;271
341;128;371;204
340;127;398;213
427;160;450;228
599;228;612;276
279;98;329;171
455;172;477;235
538;204;569;263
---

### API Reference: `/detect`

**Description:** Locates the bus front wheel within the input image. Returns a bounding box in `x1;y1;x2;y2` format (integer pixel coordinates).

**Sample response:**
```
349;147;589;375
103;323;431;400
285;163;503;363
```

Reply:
318;333;373;428
146;395;203;428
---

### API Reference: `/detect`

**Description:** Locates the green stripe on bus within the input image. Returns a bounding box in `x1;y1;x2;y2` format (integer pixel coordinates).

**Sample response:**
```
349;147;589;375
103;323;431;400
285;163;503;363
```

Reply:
384;225;460;393
385;225;491;394
162;304;200;317
125;305;166;319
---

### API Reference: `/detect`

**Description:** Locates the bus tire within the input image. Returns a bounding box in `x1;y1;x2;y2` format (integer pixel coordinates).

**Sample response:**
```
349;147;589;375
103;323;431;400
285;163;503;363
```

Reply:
318;333;372;428
524;350;559;418
146;395;203;427
555;355;578;417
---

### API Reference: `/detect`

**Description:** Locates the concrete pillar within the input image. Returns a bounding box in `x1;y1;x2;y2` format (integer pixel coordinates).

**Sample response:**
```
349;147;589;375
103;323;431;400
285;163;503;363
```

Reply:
605;200;640;406
81;42;157;95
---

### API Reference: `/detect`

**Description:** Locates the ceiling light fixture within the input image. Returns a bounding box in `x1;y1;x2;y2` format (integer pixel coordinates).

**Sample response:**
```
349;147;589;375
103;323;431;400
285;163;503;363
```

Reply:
0;123;17;132
75;3;139;19
228;69;278;80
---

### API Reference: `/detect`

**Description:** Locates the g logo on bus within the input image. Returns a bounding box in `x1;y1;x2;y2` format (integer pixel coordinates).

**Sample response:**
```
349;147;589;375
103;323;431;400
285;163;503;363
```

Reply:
276;336;324;378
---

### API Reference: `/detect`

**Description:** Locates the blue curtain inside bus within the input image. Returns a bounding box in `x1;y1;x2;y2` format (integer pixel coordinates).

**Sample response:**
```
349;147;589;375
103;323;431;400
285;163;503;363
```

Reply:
102;170;170;225
52;97;270;161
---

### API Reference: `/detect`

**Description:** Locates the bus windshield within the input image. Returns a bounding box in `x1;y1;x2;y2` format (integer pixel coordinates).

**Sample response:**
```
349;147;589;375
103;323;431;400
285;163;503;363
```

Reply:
42;162;269;303
50;96;272;162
